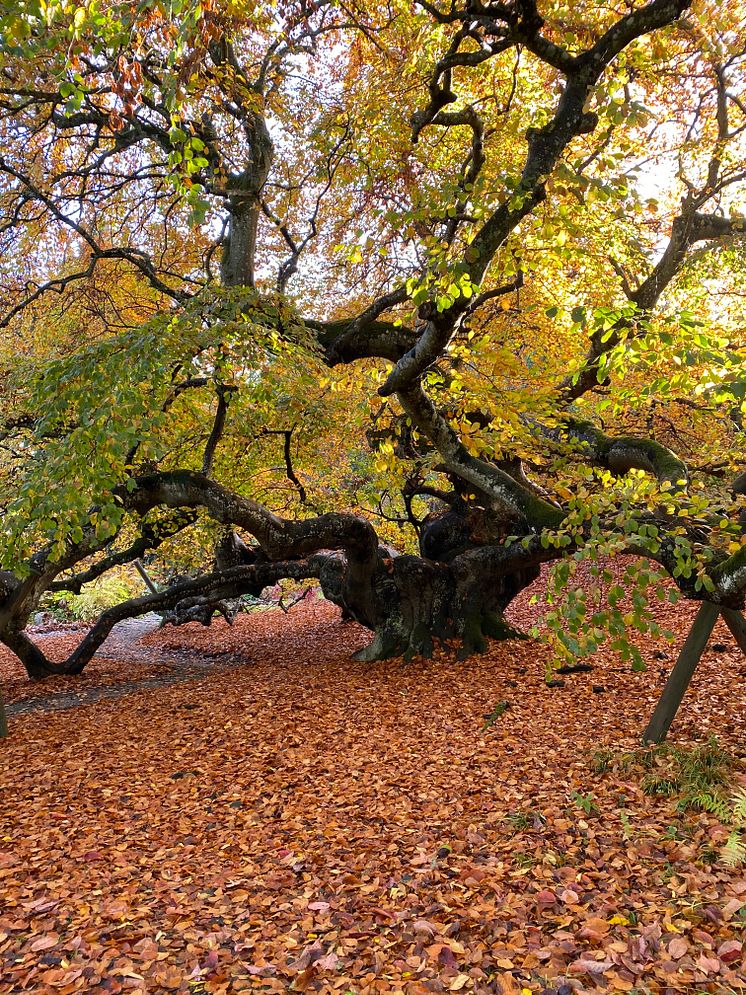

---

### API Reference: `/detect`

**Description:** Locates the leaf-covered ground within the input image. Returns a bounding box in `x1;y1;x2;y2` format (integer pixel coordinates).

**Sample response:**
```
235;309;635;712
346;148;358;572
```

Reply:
2;575;746;994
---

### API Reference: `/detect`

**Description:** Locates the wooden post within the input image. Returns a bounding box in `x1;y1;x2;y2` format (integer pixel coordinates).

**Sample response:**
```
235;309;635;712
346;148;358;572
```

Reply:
0;692;7;739
643;600;720;745
134;559;159;595
721;608;746;656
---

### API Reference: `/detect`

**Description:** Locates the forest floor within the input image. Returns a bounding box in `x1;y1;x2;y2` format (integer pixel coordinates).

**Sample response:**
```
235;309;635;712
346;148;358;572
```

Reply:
1;567;746;995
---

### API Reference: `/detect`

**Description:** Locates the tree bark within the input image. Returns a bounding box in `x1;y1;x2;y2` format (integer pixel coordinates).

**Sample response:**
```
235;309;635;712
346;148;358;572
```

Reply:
221;197;262;288
324;529;544;663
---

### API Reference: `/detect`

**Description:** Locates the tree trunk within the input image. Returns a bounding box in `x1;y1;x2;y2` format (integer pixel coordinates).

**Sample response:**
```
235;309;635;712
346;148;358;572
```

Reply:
221;197;261;288
351;555;453;661
3;630;62;681
322;551;537;663
220;112;273;289
328;498;544;662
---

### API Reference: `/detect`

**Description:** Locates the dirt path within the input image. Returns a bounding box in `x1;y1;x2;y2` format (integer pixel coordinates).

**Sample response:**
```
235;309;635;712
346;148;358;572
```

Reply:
5;614;248;717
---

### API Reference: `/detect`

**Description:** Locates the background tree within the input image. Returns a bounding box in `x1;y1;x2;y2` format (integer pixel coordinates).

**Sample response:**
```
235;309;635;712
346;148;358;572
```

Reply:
0;0;743;681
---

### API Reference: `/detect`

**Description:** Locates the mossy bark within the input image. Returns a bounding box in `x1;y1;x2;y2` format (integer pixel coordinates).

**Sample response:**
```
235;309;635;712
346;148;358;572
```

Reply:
325;551;538;663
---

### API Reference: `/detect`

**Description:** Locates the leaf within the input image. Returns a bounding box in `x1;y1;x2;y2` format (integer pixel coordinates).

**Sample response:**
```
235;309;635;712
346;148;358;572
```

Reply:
568;957;613;975
496;974;521;995
30;935;59;952
668;937;688;959
718;940;743;963
696;954;721;974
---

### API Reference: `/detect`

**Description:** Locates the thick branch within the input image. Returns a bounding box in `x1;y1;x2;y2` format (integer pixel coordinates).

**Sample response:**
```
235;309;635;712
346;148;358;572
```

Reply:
202;386;233;476
397;383;565;529
563;213;746;401
581;0;690;68
49;511;197;594
711;545;746;606
316;309;417;366
563;418;689;486
62;558;326;674
124;469;379;622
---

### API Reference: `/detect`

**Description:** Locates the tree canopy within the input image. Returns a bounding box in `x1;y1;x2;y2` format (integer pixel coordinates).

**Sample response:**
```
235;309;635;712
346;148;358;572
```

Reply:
0;0;744;680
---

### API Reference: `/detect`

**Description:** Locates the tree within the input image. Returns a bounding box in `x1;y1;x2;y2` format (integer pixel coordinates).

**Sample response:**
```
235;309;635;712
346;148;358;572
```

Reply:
0;0;744;682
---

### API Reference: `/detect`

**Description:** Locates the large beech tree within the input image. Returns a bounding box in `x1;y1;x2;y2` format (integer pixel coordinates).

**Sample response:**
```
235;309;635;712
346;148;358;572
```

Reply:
0;0;744;679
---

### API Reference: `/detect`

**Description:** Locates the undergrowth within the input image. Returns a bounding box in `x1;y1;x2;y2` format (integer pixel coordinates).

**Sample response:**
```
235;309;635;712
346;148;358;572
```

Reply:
592;737;746;866
41;571;141;622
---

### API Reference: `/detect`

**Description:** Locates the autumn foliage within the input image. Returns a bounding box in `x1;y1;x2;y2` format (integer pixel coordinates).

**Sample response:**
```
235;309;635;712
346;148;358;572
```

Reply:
0;0;746;985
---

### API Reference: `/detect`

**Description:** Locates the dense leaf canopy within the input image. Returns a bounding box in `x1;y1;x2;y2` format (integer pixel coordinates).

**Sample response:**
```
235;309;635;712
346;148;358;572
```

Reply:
0;0;744;678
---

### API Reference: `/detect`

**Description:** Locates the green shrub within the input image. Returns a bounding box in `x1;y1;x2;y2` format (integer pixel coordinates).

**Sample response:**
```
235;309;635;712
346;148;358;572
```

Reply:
41;571;140;622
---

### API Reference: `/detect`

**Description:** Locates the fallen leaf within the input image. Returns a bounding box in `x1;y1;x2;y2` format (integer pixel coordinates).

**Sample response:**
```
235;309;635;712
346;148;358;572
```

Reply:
668;937;688;960
718;939;743;963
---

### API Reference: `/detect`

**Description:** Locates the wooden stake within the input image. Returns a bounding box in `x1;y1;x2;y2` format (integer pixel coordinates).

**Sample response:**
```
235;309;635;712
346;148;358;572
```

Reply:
642;600;720;745
721;607;746;655
134;559;159;595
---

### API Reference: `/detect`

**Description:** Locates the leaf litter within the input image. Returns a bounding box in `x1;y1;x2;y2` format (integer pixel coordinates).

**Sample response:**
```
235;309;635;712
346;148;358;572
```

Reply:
1;569;746;994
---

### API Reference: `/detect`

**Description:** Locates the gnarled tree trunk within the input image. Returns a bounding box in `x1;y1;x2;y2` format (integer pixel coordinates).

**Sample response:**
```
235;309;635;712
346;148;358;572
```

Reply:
319;499;542;662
